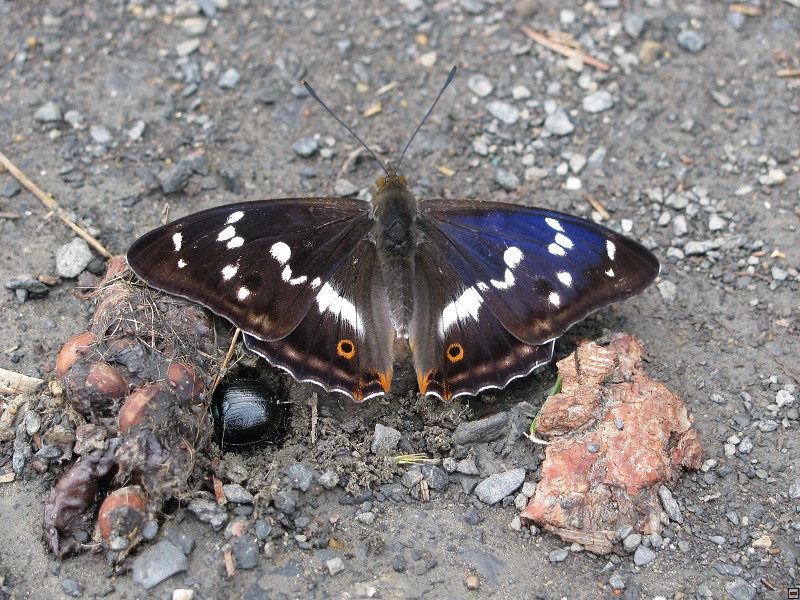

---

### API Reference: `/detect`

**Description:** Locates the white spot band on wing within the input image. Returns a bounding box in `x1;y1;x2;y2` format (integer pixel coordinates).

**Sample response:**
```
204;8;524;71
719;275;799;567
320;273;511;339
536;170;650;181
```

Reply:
227;236;244;249
316;283;363;333
606;240;616;260
438;286;484;338
554;233;573;249
222;264;238;280
217;225;236;242
270;241;291;265
545;217;563;232
226;211;244;224
504;246;523;268
172;232;183;252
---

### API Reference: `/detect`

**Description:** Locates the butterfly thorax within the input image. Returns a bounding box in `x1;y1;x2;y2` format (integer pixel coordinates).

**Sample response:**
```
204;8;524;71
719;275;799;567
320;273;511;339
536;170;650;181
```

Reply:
371;173;419;339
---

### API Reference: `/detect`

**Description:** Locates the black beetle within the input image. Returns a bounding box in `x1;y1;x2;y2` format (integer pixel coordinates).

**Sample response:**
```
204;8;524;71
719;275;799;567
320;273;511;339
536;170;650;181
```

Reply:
211;379;287;449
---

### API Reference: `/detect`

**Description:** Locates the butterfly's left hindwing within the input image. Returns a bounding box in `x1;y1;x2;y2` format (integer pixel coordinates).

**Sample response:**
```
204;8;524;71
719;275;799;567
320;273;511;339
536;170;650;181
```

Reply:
242;237;394;402
127;198;395;401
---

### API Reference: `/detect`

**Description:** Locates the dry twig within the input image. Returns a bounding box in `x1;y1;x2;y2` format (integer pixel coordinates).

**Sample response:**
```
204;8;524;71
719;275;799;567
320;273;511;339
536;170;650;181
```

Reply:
0;150;112;258
0;367;44;395
582;192;611;220
521;26;610;71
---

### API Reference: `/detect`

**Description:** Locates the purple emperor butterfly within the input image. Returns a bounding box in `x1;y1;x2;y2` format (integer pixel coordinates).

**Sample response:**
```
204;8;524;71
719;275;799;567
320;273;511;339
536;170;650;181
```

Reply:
128;67;659;401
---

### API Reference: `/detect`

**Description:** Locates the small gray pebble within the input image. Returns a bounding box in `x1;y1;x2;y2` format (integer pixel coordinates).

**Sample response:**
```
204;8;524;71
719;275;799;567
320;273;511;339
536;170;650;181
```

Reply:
623;12;646;38
327;557;345;576
255;519;272;541
633;545;656;566
292;137;318;158
61;579;83;597
187;498;228;531
23;410;41;436
737;437;753;454
141;520;159;541
467;74;493;98
284;463;314;492
35;101;62;122
677;30;707;53
356;511;376;524
474;468;525;505
132;540;188;590
371;423;402;454
3;179;21;197
725;578;756;600
421;463;449;491
758;419;778;432
401;470;424;489
582;90;614;113
273;490;298;514
494;169;520;191
334;179;359;197
455;458;479;475
715;564;742;576
56;238;93;278
789;482;800;499
615;524;634;542
658;486;683;524
548;548;569;563
609;572;625;590
318;470;339;490
90;124;112;145
223;483;254;504
709;535;726;545
232;534;259;570
218;67;241;89
544;110;574;136
195;0;217;17
485;101;519;125
623;533;642;552
452;412;509;445
708;213;726;231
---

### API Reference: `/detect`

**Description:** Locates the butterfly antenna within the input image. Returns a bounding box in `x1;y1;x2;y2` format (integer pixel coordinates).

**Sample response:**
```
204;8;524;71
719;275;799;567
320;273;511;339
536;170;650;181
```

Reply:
302;79;388;176
396;65;458;173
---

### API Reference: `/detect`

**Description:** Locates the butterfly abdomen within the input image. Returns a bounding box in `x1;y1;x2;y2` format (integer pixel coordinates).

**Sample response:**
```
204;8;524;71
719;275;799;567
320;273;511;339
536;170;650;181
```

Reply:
372;184;419;339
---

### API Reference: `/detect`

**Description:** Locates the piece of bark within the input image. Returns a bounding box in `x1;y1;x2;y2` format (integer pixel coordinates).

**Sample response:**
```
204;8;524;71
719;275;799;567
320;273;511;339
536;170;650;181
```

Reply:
521;334;702;554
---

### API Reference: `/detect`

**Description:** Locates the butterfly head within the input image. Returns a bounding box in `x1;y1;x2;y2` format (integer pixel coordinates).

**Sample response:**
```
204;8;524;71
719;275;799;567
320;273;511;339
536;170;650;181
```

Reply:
376;164;408;193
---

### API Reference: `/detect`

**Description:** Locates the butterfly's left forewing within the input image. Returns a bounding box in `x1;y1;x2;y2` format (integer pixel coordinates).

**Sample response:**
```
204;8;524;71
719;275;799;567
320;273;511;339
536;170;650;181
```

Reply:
127;197;395;401
128;198;374;341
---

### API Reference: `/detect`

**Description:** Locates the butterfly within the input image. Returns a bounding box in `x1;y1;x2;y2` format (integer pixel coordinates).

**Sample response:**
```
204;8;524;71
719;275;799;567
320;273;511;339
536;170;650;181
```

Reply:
127;68;659;402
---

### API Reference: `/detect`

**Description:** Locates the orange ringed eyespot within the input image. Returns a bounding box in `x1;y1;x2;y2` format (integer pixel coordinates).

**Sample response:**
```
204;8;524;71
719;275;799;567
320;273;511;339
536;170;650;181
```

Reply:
337;339;356;359
446;343;464;362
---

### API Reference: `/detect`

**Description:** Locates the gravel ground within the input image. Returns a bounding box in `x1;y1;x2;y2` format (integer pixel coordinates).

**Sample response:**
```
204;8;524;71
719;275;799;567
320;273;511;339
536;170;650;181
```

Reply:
1;1;798;598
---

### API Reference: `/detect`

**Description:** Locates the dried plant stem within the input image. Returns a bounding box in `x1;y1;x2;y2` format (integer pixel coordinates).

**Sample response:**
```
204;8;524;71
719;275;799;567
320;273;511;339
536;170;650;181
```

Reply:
0;150;112;258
